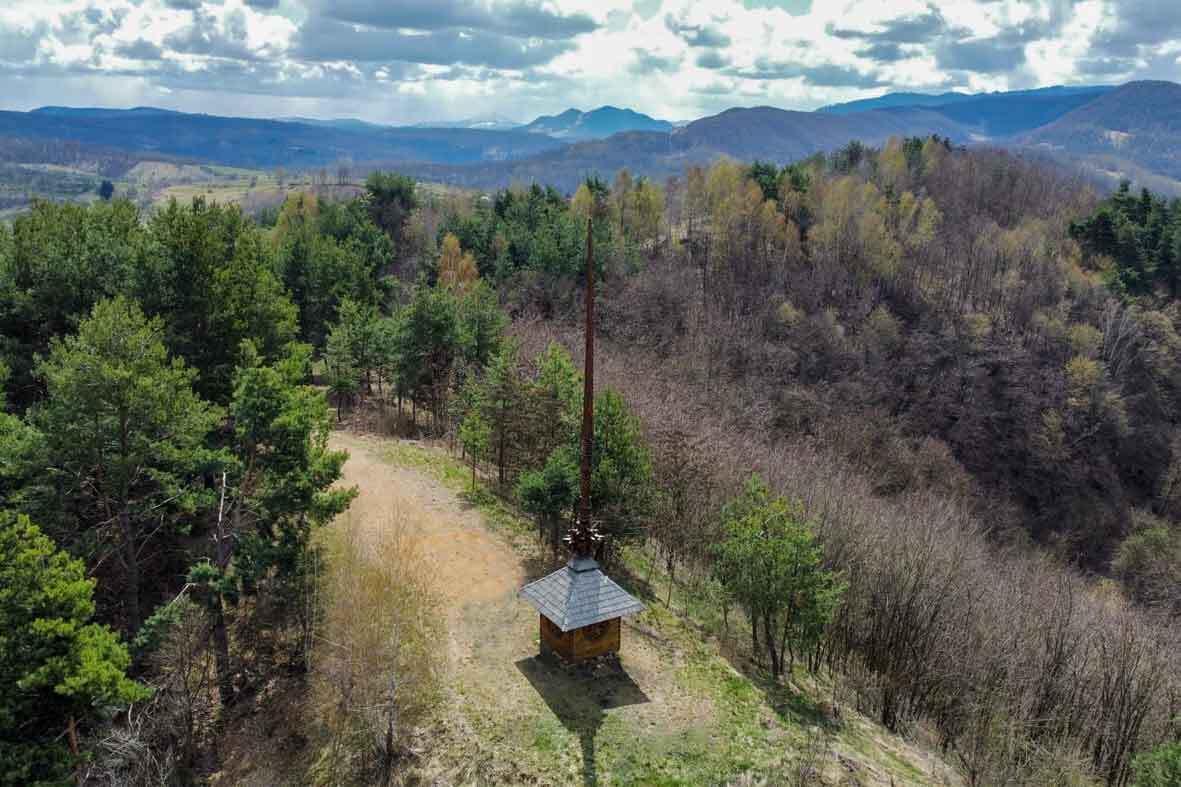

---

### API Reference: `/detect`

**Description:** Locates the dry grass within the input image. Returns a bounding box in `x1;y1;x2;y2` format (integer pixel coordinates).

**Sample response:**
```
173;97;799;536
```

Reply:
305;506;445;786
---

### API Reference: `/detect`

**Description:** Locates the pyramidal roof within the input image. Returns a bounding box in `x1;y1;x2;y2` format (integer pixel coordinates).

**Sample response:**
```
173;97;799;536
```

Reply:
519;556;645;632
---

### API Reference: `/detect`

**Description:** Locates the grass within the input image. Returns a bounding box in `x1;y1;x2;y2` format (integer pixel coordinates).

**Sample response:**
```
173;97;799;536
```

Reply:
365;435;957;786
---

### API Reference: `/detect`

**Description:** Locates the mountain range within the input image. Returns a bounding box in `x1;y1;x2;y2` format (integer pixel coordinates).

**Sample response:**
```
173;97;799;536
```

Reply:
520;106;673;140
3;81;1180;194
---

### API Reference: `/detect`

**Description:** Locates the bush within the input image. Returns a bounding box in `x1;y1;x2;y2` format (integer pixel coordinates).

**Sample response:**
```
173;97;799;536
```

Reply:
1132;742;1181;787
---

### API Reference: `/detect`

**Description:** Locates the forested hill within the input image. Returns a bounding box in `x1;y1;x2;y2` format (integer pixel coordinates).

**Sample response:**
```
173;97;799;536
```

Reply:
1023;81;1181;181
0;107;566;169
401;106;969;191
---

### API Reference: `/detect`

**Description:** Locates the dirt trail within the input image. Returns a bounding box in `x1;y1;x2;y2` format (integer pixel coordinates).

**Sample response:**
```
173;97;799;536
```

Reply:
329;432;523;606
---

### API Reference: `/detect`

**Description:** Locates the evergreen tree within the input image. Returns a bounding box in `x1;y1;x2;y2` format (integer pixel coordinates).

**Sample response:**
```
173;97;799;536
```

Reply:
0;512;149;785
394;285;459;431
517;448;579;554
589;388;654;554
32;297;221;631
365;171;418;255
193;343;354;701
1131;742;1181;787
324;324;361;421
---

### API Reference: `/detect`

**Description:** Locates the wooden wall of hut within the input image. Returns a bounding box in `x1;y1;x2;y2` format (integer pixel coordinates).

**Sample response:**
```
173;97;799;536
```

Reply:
539;615;621;663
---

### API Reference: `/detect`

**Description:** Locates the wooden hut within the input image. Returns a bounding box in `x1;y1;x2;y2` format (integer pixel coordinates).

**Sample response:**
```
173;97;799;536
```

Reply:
520;555;644;663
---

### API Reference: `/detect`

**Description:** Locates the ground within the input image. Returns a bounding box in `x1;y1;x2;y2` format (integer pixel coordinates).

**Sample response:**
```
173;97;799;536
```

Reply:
307;430;962;787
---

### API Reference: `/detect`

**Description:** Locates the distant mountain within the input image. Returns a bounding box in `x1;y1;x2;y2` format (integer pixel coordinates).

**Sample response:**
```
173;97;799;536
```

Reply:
674;105;967;162
1021;81;1181;183
521;106;673;140
32;105;183;119
407;116;521;131
0;107;565;169
818;92;972;114
820;85;1114;138
405;105;970;192
278;116;392;133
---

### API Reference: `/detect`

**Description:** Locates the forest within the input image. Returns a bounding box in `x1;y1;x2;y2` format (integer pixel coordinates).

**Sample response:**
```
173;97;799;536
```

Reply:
2;138;1180;786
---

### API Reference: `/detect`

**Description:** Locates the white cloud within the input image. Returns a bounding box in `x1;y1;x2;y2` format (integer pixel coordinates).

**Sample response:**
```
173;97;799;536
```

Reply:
0;0;1169;123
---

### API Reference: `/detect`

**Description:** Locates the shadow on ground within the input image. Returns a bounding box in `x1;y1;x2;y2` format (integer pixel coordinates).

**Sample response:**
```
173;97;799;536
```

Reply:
515;656;650;787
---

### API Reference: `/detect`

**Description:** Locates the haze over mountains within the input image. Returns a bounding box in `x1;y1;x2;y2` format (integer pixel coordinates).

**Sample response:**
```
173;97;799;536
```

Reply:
3;81;1180;194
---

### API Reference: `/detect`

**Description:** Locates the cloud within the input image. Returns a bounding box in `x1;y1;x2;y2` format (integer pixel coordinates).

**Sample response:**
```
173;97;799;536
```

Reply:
312;0;598;41
0;20;48;62
856;42;907;62
695;49;729;70
1090;0;1181;57
665;14;732;48
295;15;574;69
935;35;1028;73
115;38;165;61
828;7;951;45
630;49;681;75
724;57;884;88
164;8;258;61
0;0;1172;126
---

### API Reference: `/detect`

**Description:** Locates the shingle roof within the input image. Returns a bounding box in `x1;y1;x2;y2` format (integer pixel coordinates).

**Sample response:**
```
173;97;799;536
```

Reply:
519;556;645;632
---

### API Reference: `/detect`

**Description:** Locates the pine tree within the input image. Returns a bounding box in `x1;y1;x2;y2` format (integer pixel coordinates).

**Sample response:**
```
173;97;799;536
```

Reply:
32;297;221;632
0;512;150;785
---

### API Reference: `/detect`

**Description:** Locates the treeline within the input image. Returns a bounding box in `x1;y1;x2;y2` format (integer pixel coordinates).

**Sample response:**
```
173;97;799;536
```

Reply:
0;173;445;782
1071;180;1181;297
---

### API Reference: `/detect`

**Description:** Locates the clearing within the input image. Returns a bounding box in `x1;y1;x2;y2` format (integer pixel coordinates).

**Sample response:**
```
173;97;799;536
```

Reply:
318;431;960;786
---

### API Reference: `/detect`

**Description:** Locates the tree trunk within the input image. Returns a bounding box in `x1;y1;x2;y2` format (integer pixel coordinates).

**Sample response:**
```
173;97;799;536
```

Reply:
67;715;81;786
750;610;759;659
121;508;141;632
212;499;238;707
211;602;234;706
497;426;506;488
765;612;781;677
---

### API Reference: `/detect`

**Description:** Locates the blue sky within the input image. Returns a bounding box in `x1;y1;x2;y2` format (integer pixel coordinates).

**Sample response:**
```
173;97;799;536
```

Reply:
0;0;1177;123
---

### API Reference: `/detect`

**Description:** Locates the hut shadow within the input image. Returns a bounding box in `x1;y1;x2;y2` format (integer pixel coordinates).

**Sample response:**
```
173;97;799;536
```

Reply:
515;656;650;787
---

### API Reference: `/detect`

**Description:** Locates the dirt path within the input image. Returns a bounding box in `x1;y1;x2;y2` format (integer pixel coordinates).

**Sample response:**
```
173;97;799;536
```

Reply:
330;432;522;608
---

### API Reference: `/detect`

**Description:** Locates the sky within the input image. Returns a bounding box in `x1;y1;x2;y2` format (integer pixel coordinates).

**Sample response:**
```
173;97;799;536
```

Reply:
0;0;1178;124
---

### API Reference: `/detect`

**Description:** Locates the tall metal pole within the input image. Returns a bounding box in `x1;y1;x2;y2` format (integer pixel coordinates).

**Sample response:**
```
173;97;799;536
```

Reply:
577;215;594;546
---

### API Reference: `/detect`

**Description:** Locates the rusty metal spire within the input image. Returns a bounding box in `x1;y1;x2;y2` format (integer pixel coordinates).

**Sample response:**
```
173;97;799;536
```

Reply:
567;213;601;560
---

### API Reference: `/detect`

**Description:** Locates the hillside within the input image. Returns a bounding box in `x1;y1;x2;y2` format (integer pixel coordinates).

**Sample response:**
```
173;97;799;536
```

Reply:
819;85;1112;124
674;104;966;161
0;107;564;169
521;106;674;140
929;86;1113;137
818;90;974;113
1022;81;1181;181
